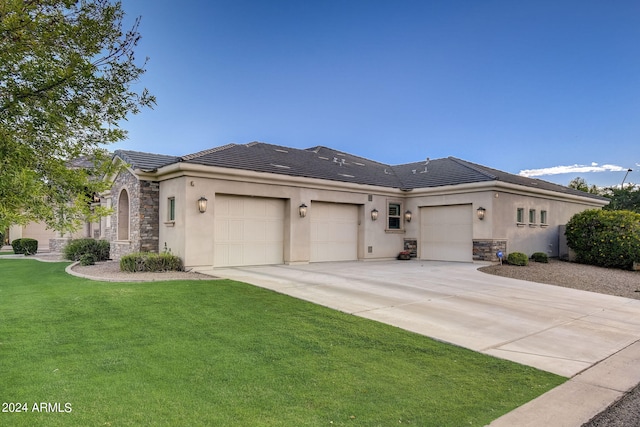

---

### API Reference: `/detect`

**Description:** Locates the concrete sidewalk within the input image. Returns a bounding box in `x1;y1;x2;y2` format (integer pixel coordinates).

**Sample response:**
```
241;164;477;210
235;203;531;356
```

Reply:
206;260;640;426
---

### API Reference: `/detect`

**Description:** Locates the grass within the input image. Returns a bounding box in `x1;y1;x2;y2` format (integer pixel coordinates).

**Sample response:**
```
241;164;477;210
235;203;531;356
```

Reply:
0;259;566;426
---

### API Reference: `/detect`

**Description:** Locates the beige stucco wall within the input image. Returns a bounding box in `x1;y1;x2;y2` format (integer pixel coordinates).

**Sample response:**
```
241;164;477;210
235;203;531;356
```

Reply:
157;173;407;268
148;163;607;269
8;222;89;252
491;188;603;257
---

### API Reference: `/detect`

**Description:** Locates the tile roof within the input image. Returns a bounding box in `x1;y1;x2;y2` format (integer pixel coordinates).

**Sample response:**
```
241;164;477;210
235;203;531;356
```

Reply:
179;142;402;187
114;150;180;171
115;142;607;201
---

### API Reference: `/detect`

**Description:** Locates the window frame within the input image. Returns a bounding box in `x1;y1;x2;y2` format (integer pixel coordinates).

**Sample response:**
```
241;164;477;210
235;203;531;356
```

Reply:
386;200;405;232
168;197;176;222
529;209;536;224
540;210;548;226
516;208;524;224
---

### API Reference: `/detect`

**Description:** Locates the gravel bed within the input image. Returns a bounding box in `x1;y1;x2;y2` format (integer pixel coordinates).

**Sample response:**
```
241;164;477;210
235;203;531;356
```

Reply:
478;259;640;300
70;260;217;281
19;253;217;281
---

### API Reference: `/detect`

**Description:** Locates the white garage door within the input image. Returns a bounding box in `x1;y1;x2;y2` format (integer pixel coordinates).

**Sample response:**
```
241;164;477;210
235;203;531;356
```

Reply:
310;202;358;262
214;195;285;267
420;205;473;262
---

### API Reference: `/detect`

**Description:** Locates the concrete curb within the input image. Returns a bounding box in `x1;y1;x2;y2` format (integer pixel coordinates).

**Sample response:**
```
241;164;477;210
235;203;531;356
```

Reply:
487;339;640;426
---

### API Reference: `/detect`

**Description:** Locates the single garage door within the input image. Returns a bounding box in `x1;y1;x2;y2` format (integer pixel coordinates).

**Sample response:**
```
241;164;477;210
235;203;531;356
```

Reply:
420;205;473;262
310;202;358;262
214;195;285;267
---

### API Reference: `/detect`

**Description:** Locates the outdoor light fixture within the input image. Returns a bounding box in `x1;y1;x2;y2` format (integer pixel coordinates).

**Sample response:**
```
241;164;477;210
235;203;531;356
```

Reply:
197;196;208;213
404;210;412;222
371;208;379;221
299;203;308;218
477;207;486;220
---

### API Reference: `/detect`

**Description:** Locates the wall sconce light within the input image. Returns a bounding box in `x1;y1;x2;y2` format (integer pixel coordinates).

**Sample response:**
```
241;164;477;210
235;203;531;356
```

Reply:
371;208;379;221
477;206;486;220
197;196;208;213
404;210;412;222
299;203;308;218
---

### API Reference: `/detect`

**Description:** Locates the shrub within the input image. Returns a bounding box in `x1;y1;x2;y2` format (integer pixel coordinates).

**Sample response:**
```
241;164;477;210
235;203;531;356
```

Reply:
565;209;640;270
11;238;38;255
80;253;97;266
531;252;549;263
120;252;183;273
63;239;110;262
507;252;528;266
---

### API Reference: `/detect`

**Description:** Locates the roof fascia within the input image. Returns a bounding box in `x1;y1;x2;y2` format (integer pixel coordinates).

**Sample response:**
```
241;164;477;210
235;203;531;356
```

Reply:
138;162;609;206
149;162;405;196
406;180;608;206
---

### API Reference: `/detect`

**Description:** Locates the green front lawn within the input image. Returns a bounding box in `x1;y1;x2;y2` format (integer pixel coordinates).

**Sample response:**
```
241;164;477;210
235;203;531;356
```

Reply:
0;259;565;426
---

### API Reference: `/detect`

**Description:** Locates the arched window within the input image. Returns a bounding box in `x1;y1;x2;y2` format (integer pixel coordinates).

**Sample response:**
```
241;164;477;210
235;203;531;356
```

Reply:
117;189;130;240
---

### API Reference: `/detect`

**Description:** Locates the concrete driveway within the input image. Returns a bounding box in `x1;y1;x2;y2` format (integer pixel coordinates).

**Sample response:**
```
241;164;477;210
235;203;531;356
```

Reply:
209;260;640;378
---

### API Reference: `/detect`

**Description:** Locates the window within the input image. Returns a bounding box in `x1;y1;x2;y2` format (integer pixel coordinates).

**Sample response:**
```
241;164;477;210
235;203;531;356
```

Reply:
529;209;536;224
540;210;548;225
516;208;524;223
117;189;129;240
388;203;401;230
168;197;175;221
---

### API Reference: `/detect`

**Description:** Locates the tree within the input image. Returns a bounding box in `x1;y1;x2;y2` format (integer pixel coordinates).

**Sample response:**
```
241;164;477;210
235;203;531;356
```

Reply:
0;0;155;234
568;177;600;195
603;185;640;213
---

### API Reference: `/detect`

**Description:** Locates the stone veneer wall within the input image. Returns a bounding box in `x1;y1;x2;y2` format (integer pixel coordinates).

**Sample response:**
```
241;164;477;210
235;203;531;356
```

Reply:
107;169;138;259
106;171;161;259
139;180;160;253
473;239;507;262
49;237;71;253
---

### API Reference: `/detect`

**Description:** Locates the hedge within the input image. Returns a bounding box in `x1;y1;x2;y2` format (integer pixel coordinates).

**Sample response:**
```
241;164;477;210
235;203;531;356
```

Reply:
565;209;640;270
11;238;38;255
120;252;183;272
63;238;110;264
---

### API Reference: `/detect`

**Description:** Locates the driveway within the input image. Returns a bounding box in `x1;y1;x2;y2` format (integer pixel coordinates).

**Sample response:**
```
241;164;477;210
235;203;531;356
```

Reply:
209;260;640;377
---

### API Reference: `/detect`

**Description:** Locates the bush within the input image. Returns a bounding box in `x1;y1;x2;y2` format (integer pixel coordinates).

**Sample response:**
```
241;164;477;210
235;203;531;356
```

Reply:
531;252;549;263
120;252;183;273
565;209;640;270
80;253;97;266
63;239;110;262
11;238;38;255
507;252;529;266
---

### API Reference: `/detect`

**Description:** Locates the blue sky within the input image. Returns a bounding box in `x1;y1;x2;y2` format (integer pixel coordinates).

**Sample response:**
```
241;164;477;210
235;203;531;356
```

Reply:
115;0;640;188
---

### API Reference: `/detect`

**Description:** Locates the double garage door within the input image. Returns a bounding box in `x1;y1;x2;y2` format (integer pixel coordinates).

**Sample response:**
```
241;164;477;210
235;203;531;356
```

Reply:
214;196;359;267
420;204;473;262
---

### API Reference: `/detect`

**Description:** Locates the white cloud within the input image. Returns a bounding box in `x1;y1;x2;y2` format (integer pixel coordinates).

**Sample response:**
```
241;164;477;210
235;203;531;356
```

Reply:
519;163;628;177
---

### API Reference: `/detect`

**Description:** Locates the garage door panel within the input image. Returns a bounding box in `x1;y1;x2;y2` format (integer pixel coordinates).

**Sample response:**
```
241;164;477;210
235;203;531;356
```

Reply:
214;195;284;267
421;205;472;262
310;202;358;262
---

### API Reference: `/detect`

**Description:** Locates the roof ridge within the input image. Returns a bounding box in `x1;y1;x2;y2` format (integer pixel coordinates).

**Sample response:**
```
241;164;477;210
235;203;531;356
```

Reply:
115;148;175;156
180;144;237;161
448;157;498;180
